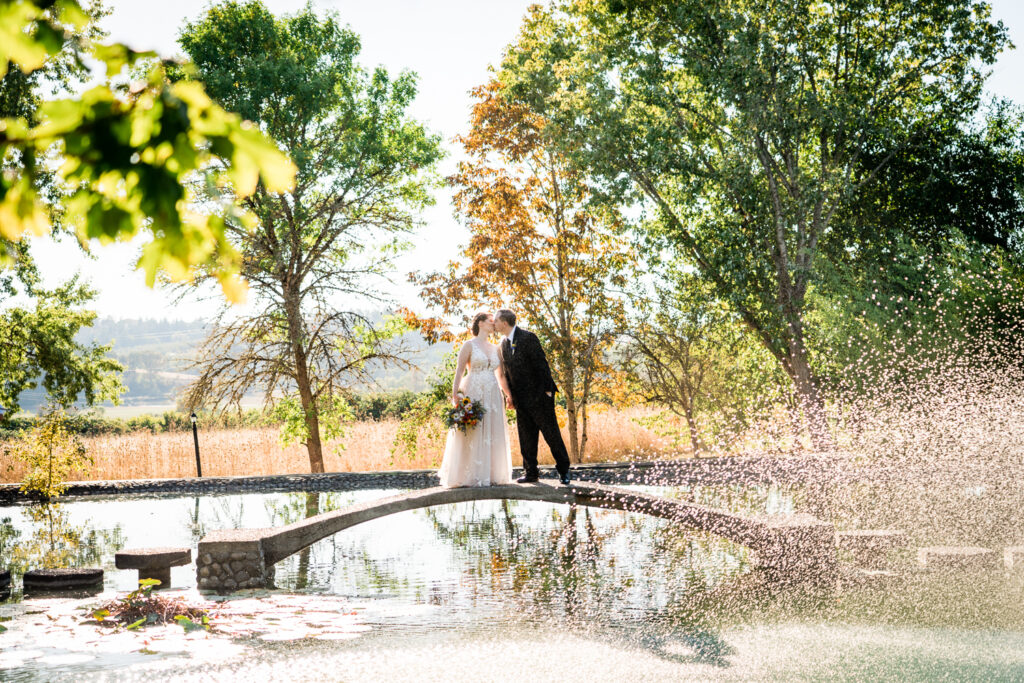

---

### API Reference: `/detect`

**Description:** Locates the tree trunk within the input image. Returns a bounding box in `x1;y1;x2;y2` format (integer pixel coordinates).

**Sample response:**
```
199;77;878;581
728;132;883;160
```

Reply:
578;354;596;463
579;400;589;463
565;391;580;463
786;339;833;451
296;369;326;473
683;402;706;455
285;290;326;473
561;348;581;463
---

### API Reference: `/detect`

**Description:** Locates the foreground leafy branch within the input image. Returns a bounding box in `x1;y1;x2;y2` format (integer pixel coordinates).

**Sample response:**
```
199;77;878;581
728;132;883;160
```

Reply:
0;0;297;299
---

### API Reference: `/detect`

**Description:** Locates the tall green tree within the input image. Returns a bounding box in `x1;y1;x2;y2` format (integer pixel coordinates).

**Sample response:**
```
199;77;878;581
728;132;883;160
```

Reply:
842;102;1024;261
499;0;1008;446
177;1;443;473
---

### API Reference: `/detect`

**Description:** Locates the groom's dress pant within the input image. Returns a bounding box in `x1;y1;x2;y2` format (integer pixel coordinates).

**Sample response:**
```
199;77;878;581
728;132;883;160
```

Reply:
516;392;571;479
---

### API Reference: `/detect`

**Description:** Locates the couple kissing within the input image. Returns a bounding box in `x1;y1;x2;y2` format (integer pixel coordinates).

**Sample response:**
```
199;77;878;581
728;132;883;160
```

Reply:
437;309;572;489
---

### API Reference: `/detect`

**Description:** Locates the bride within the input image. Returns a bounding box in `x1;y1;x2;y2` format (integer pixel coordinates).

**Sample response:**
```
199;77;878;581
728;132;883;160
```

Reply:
437;311;514;488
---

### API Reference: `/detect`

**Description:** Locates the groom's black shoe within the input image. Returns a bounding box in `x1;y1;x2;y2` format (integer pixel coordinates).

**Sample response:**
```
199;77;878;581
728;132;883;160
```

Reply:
517;475;539;484
559;471;571;486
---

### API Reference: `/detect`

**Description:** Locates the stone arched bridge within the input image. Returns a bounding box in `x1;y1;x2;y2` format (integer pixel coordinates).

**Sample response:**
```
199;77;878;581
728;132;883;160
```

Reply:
196;480;837;592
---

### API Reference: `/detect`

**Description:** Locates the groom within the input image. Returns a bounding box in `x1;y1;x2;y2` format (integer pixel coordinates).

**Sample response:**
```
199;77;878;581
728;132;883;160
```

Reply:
493;309;572;486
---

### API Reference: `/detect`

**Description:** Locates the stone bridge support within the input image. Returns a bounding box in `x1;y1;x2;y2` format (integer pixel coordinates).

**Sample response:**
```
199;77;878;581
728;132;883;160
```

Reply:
197;529;274;592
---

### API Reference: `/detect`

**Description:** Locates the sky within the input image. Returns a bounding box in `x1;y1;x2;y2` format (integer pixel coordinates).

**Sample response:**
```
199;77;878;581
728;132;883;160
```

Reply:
25;0;1024;321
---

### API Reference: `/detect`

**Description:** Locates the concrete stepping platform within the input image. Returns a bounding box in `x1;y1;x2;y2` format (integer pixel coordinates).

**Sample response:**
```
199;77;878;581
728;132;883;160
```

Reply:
1003;546;1024;569
23;568;103;592
115;547;192;588
837;530;907;567
840;567;903;587
917;546;998;570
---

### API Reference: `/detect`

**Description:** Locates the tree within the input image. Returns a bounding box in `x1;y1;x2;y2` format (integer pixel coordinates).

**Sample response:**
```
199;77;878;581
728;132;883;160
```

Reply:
177;1;443;473
625;273;787;453
6;409;92;497
0;277;123;418
0;0;296;297
391;348;457;466
2;410;125;571
498;0;1008;447
1;0;108;227
840;102;1024;261
416;81;631;463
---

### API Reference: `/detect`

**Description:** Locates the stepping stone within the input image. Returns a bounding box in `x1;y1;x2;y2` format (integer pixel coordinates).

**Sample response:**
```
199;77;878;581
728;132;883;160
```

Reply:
837;530;908;567
23;568;103;592
115;547;192;588
917;546;998;570
1004;546;1024;569
840;567;903;587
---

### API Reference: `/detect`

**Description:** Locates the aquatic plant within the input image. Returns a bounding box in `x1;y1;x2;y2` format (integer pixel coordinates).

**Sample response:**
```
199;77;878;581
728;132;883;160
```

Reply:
91;579;210;632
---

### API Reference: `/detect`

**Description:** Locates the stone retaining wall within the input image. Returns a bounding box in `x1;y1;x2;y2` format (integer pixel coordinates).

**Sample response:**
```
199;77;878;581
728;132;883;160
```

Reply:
2;453;1014;506
0;456;834;506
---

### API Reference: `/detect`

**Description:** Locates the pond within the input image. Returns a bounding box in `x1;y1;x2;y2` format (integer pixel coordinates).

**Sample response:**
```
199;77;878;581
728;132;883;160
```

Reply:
1;479;1023;681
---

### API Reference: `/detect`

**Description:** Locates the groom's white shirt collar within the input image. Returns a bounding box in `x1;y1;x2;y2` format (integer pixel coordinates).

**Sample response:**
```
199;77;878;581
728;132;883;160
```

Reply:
505;325;518;344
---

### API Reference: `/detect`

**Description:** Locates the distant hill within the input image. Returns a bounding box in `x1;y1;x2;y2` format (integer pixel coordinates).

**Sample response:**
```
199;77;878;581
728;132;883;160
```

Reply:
17;317;449;413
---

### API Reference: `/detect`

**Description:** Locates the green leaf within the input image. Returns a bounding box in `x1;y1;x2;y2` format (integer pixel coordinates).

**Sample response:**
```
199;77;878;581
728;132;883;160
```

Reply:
33;99;88;137
229;124;296;194
0;3;49;77
126;617;146;630
174;615;207;632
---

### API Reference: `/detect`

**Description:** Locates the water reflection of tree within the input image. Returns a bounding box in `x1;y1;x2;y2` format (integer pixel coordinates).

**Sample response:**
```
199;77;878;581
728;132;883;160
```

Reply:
263;492;350;590
423;500;740;666
191;495;249;535
0;504;125;576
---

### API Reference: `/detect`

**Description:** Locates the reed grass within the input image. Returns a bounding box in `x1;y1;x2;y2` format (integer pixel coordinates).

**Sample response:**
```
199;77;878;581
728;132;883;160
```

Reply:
0;406;686;483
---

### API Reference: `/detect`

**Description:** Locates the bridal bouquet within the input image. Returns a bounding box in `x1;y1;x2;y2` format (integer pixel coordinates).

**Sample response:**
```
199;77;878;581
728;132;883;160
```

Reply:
444;393;487;432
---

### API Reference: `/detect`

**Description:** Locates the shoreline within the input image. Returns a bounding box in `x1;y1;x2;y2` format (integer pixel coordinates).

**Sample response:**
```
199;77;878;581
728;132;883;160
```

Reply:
0;455;824;506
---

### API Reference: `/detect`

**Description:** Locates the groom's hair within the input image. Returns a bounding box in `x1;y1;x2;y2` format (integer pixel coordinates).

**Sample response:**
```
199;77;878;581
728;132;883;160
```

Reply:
495;309;516;327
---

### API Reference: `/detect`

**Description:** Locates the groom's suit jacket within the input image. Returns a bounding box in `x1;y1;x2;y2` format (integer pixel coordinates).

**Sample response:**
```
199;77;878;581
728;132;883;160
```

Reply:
501;327;558;404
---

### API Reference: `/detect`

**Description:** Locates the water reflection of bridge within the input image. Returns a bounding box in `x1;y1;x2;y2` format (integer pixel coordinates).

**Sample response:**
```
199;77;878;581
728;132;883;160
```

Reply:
196;481;836;592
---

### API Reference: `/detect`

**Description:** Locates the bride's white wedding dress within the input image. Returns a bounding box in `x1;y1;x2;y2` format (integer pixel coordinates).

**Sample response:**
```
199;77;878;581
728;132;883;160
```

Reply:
437;341;513;487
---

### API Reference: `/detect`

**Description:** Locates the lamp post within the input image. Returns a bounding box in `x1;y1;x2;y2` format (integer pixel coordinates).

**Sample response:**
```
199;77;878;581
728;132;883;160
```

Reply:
190;412;202;478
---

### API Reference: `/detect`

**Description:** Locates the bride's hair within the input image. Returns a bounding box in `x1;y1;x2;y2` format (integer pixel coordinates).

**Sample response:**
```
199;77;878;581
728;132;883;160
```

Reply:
471;312;491;336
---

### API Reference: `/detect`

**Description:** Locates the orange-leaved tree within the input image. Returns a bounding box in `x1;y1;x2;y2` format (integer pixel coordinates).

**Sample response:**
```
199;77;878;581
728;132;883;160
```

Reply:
415;81;633;463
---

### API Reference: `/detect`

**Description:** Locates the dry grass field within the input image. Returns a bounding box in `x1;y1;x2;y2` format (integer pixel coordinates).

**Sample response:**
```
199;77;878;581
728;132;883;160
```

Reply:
0;406;688;483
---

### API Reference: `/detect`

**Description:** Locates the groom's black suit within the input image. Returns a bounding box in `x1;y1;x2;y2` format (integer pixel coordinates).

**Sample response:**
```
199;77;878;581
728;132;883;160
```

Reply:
501;327;571;480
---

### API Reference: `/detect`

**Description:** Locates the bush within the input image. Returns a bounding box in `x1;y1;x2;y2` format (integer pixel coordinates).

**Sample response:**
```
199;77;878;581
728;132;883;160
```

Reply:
349;391;419;421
